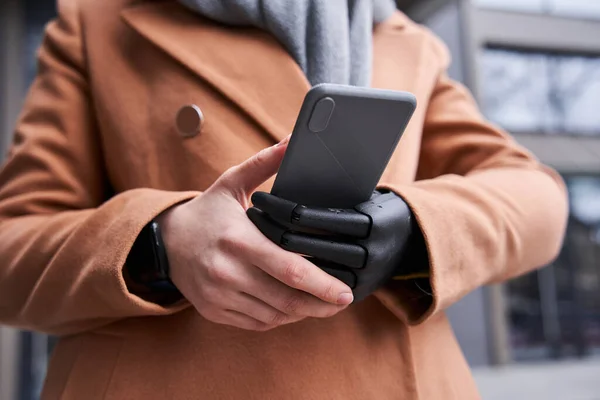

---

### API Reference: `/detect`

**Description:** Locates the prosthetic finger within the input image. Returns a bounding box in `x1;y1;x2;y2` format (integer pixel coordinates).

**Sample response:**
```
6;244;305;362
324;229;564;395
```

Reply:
250;192;298;224
247;206;287;244
247;207;367;269
251;192;371;238
311;259;358;289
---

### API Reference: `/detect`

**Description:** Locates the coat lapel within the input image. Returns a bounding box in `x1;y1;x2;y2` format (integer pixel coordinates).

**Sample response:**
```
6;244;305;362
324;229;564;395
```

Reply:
121;3;422;143
121;1;311;143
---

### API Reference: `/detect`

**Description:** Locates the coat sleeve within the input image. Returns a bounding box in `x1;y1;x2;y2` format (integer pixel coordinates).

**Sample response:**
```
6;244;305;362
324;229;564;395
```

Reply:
374;33;569;325
0;0;199;336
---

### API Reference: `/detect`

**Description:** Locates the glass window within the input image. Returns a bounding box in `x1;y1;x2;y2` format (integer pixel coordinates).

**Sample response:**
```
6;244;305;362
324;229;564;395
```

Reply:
507;175;600;361
570;177;600;225
480;49;600;136
24;0;56;86
474;0;600;19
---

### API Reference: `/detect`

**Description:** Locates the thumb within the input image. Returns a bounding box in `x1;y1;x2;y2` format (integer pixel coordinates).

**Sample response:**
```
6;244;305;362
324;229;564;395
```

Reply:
218;137;289;199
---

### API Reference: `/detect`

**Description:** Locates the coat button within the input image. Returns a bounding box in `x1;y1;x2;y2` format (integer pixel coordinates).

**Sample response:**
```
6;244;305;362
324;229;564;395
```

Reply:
176;104;204;138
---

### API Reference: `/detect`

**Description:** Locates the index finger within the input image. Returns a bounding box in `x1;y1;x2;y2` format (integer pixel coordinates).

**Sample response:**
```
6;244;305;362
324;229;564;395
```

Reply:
245;230;354;306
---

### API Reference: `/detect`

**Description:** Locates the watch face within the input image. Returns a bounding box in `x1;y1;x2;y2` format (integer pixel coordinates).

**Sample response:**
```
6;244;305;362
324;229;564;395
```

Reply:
150;221;171;280
126;221;176;292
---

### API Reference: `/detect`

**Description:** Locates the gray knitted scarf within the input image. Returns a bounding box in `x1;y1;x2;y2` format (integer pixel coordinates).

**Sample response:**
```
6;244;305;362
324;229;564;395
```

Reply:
179;0;397;86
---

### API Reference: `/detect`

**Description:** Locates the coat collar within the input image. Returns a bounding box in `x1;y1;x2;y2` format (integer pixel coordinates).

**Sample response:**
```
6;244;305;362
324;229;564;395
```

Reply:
121;1;417;143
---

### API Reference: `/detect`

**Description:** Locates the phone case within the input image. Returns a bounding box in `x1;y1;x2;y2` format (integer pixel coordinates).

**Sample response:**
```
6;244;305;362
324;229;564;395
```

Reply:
271;84;417;209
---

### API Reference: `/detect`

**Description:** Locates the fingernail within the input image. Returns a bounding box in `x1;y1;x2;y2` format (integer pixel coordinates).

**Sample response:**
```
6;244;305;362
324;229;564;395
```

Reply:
338;292;354;305
275;134;292;147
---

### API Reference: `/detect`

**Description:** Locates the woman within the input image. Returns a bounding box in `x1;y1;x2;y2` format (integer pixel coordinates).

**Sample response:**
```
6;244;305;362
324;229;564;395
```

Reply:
0;0;567;399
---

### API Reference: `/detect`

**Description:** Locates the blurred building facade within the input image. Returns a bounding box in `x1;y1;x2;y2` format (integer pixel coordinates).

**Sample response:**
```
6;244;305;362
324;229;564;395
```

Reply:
1;0;599;399
422;0;600;368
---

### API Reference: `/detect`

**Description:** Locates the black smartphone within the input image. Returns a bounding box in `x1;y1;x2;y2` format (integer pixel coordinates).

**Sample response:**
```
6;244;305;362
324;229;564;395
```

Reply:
271;84;417;209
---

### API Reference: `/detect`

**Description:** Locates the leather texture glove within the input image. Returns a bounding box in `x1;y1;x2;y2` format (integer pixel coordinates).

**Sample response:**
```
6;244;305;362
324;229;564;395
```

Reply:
247;190;427;302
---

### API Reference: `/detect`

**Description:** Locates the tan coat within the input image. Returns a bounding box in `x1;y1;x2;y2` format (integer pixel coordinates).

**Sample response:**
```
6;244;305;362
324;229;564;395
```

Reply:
0;0;568;399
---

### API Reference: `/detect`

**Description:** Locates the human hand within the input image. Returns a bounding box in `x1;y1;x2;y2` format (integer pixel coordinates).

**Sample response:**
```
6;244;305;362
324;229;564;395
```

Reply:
157;139;354;331
247;190;418;302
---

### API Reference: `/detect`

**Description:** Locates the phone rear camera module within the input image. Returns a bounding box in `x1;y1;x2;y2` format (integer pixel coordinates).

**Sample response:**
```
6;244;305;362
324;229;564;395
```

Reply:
308;97;335;133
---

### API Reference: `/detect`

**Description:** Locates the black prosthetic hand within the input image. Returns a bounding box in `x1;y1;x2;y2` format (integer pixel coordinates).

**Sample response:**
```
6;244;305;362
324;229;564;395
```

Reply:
247;190;425;302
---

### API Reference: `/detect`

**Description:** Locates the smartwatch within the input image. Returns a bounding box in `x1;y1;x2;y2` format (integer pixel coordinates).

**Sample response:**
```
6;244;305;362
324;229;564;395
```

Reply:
125;219;180;294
